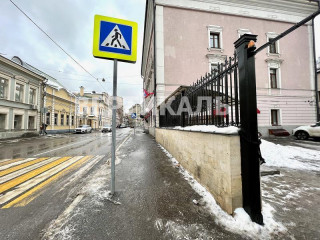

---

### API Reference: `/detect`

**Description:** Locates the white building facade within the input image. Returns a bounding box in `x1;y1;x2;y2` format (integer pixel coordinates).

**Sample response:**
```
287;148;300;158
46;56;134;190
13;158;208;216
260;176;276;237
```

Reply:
0;55;45;139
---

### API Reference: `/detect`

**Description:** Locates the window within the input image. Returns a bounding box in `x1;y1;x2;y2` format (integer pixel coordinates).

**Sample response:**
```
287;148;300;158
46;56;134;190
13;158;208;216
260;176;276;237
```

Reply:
15;83;24;102
0;78;8;99
269;38;277;54
90;107;95;115
0;114;6;129
66;115;70;125
54;113;58;125
83;107;87;115
28;116;35;129
61;114;64;125
270;68;278;88
29;88;36;104
46;112;50;125
211;63;219;74
71;116;74;126
14;115;23;129
210;32;220;48
266;32;280;55
207;25;223;50
271;109;280;126
237;29;251;38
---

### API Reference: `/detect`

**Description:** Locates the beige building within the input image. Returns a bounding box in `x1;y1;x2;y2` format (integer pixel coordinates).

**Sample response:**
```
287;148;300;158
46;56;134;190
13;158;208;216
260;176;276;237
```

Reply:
15;59;77;134
76;87;111;129
128;103;142;126
116;96;124;125
0;56;45;139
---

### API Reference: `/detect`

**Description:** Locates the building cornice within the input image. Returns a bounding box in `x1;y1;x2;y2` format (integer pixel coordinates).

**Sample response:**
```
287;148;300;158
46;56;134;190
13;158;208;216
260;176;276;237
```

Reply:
0;55;45;81
155;0;318;24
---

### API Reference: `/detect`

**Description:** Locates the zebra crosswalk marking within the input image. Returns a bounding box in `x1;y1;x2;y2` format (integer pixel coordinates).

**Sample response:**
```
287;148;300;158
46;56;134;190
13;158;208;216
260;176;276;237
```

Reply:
0;158;37;170
0;157;60;184
0;156;72;194
0;157;48;177
2;156;95;208
0;158;24;167
0;155;104;208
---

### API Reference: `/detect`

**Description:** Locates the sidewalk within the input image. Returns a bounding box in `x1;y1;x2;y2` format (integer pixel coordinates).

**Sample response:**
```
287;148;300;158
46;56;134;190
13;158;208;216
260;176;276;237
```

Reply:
43;128;246;239
42;128;320;240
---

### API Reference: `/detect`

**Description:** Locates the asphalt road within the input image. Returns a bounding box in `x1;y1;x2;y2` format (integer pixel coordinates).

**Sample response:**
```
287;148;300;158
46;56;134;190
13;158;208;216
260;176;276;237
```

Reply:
0;128;132;240
265;136;320;151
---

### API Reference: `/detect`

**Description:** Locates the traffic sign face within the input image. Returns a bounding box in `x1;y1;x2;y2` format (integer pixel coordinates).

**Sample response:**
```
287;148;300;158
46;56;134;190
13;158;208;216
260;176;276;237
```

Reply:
93;15;138;63
131;113;137;119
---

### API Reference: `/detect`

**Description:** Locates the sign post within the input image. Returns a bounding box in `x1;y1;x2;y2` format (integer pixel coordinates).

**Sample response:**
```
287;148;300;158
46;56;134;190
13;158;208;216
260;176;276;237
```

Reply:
93;15;137;196
131;113;136;135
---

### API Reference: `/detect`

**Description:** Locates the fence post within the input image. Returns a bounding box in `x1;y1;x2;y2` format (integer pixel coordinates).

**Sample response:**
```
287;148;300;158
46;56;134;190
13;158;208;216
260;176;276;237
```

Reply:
234;34;263;225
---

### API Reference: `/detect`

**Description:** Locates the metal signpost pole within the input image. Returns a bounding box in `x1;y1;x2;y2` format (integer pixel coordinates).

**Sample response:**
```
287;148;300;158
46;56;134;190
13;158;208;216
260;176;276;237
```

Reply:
111;59;117;195
93;15;137;196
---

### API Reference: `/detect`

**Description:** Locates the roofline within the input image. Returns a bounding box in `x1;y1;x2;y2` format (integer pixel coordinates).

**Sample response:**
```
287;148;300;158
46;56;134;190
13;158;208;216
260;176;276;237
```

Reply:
141;0;149;76
0;55;46;81
11;56;77;97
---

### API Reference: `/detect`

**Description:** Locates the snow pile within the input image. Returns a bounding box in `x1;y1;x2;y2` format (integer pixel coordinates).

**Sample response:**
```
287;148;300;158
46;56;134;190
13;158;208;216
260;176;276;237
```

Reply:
173;125;239;134
260;140;320;171
158;144;288;239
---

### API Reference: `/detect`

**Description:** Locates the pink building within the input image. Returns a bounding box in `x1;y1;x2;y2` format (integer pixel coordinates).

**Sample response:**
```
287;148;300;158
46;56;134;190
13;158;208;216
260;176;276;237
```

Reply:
142;0;319;136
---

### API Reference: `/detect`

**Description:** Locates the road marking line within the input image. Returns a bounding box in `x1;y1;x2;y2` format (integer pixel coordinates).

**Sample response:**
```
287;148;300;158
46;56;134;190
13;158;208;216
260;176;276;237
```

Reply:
0;157;60;184
0;158;37;171
0;156;72;194
0;157;48;177
0;158;24;167
0;156;86;206
2;156;92;208
33;138;93;157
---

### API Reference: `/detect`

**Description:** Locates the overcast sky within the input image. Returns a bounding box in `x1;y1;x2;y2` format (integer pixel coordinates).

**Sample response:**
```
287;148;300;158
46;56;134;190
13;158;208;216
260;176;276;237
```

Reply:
0;0;146;112
0;0;319;112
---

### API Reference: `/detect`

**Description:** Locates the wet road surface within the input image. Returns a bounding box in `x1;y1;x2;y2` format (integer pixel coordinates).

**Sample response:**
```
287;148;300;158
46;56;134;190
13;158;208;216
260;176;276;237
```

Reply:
265;136;320;151
0;128;132;240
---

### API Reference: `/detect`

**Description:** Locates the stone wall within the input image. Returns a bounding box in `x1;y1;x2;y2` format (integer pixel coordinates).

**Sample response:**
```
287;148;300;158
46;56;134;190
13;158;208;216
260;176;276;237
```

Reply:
155;128;242;214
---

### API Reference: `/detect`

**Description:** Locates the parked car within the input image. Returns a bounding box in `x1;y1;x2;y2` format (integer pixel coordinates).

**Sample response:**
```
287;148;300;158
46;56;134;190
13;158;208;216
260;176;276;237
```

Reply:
75;125;92;133
102;124;112;133
292;122;320;140
120;123;126;128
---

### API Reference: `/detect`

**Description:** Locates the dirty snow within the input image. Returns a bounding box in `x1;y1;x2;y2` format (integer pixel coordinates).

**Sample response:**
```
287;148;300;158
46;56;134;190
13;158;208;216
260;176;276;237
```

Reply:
173;125;239;134
260;139;320;171
158;144;288;239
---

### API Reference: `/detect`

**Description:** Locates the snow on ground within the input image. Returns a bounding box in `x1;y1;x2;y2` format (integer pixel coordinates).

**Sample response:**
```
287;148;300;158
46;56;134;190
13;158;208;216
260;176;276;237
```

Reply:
158;144;288;240
173;125;239;134
260;139;320;171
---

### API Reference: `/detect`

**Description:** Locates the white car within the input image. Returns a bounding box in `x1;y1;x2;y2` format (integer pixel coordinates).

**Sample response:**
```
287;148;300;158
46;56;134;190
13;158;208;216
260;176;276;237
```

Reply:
292;122;320;140
102;124;112;133
75;125;92;134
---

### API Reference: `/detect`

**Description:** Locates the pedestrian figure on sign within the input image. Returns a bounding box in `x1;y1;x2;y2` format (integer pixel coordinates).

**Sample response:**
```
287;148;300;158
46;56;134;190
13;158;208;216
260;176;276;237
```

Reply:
41;122;48;135
111;29;122;48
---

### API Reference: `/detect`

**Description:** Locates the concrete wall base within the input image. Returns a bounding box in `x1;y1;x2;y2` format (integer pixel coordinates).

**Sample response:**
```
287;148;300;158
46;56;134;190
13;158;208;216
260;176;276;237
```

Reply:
0;130;39;139
148;127;155;137
155;128;242;214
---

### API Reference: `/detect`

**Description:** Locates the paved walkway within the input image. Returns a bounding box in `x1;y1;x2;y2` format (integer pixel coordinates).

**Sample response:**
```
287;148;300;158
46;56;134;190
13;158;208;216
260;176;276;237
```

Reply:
42;129;320;239
45;128;245;240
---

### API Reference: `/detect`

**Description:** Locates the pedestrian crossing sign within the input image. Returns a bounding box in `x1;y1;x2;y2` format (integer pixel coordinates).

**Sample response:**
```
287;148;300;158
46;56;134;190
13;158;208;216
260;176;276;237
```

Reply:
93;15;138;63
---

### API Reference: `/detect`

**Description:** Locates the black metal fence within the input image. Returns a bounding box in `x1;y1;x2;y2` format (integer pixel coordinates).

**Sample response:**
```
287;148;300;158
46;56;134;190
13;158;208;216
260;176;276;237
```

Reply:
159;51;239;128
